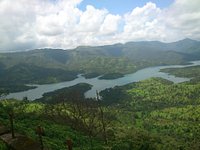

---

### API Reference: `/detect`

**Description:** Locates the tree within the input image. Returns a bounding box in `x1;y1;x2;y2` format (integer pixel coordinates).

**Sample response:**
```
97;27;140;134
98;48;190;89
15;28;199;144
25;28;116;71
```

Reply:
36;125;45;150
2;101;16;139
96;90;108;144
1;100;23;139
8;108;15;138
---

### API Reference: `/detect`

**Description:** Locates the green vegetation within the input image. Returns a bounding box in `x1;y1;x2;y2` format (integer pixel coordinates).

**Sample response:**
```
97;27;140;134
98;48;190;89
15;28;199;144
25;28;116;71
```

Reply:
36;83;92;103
1;77;200;149
161;65;200;82
0;84;36;93
0;100;105;150
1;39;200;149
99;73;124;79
0;63;77;92
99;78;200;149
0;140;7;150
1;39;200;93
83;72;101;79
67;56;139;76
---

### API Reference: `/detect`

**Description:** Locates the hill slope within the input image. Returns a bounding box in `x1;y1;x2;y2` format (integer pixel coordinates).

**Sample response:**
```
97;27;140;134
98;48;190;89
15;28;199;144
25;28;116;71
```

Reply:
0;39;200;92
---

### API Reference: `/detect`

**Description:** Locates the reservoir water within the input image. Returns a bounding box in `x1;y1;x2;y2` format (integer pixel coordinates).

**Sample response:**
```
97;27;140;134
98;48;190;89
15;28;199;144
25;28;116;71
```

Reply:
6;60;200;100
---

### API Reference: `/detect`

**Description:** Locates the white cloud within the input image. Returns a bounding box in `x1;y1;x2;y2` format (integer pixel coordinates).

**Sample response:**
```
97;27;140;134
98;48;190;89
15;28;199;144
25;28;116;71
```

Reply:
99;14;121;35
76;5;107;32
0;0;200;52
0;0;37;50
162;0;200;40
121;2;163;41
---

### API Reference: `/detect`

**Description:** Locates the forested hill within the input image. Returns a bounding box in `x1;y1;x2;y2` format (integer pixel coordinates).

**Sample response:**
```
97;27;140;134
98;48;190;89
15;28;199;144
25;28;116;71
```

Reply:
0;39;200;149
1;77;200;149
0;38;200;92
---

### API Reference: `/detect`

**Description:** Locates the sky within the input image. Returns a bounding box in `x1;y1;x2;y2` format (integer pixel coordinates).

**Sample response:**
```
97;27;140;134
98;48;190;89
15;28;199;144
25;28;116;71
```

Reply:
0;0;200;52
79;0;174;14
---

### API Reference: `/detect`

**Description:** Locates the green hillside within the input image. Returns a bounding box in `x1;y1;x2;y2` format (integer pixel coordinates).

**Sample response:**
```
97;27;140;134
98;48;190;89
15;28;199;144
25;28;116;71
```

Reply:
161;65;200;83
1;74;200;149
0;39;200;93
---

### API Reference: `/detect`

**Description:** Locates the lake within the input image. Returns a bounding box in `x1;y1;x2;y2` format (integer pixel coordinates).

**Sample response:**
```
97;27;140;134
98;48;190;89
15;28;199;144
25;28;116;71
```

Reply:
6;60;200;100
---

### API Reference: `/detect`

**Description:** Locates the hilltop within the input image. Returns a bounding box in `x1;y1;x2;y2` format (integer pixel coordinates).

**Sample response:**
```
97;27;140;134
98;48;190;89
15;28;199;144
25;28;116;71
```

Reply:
0;39;200;93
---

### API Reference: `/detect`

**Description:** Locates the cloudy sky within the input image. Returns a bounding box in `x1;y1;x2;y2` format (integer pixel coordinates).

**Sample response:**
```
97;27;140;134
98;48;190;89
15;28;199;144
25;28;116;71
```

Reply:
0;0;199;52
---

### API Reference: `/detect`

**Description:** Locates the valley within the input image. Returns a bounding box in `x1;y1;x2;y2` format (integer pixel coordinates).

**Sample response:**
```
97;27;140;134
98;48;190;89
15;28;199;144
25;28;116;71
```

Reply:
1;75;200;149
0;38;200;94
1;0;200;149
1;39;200;150
6;59;200;100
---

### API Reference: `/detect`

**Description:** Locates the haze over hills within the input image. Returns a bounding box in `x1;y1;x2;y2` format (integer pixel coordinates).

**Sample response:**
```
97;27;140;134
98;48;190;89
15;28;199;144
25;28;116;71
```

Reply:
1;38;200;66
0;38;200;93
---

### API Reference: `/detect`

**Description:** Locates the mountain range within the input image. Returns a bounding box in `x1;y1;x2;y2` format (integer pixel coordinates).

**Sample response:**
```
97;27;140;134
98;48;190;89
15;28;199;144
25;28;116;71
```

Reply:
0;38;200;93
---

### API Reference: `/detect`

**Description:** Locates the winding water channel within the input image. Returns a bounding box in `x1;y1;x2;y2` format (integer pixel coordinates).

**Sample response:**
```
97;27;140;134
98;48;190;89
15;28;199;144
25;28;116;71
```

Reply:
6;60;200;100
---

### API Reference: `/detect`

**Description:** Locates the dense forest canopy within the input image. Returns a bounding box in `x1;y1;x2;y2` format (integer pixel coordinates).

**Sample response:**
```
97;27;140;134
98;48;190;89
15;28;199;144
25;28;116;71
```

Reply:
1;73;200;149
0;39;200;149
